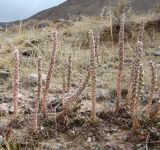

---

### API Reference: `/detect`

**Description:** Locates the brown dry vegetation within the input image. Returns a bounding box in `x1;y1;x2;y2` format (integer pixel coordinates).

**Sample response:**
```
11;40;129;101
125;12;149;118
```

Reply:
0;12;160;150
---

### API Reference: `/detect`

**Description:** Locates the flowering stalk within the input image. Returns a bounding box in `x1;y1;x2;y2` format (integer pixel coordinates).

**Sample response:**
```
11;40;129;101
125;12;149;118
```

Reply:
13;48;20;119
94;35;100;65
137;64;144;101
88;29;97;122
115;13;125;113
126;20;144;106
126;41;143;106
146;61;157;117
138;20;144;43
67;53;72;93
61;55;67;107
41;31;58;115
125;65;135;106
62;54;67;93
32;56;42;131
130;63;140;132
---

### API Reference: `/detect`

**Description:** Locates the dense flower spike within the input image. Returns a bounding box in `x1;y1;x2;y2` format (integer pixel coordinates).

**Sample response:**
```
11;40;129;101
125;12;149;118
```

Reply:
146;61;157;117
125;65;135;106
13;48;20;119
32;56;42;131
61;56;67;107
138;20;144;43
126;40;143;106
136;41;143;61
67;53;72;93
88;29;97;122
130;63;140;132
62;54;67;93
115;13;125;113
137;64;144;101
41;31;58;115
94;35;100;65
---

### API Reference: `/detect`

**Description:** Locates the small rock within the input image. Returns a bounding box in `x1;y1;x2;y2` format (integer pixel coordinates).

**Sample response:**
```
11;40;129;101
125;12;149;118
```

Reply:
67;130;76;137
24;105;34;114
157;122;160;127
65;20;74;26
30;39;39;45
0;103;9;116
79;15;87;21
22;50;34;57
54;143;66;150
9;106;14;113
40;126;44;131
27;73;46;86
88;132;94;137
0;70;10;80
87;137;92;142
96;89;110;101
35;22;49;29
0;27;5;32
54;19;66;23
40;143;52;150
151;49;160;56
0;123;7;133
25;42;33;47
90;143;100;150
0;135;3;145
25;39;40;47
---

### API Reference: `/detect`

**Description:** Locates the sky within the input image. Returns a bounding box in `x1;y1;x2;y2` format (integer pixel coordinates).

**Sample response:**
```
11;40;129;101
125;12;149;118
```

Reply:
0;0;66;22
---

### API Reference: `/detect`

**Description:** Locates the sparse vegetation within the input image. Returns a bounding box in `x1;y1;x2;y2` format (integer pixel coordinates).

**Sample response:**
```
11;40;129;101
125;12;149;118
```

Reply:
1;3;160;149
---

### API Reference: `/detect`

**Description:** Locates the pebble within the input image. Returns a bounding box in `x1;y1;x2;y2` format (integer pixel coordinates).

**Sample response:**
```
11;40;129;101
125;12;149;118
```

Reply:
0;103;9;116
0;135;3;145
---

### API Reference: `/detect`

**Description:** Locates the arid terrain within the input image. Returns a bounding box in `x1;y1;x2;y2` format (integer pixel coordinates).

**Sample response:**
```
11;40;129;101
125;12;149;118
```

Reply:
0;0;160;150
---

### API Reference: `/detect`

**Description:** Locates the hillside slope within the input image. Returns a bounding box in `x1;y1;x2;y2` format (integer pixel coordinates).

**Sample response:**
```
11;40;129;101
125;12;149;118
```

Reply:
30;0;114;20
30;0;160;20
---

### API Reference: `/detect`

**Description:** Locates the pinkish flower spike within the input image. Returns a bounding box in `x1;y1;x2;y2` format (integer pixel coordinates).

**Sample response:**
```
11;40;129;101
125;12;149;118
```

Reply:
13;48;20;119
41;31;58;116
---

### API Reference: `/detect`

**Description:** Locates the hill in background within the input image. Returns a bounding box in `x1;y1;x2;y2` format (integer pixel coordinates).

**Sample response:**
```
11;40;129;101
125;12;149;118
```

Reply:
30;0;160;20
